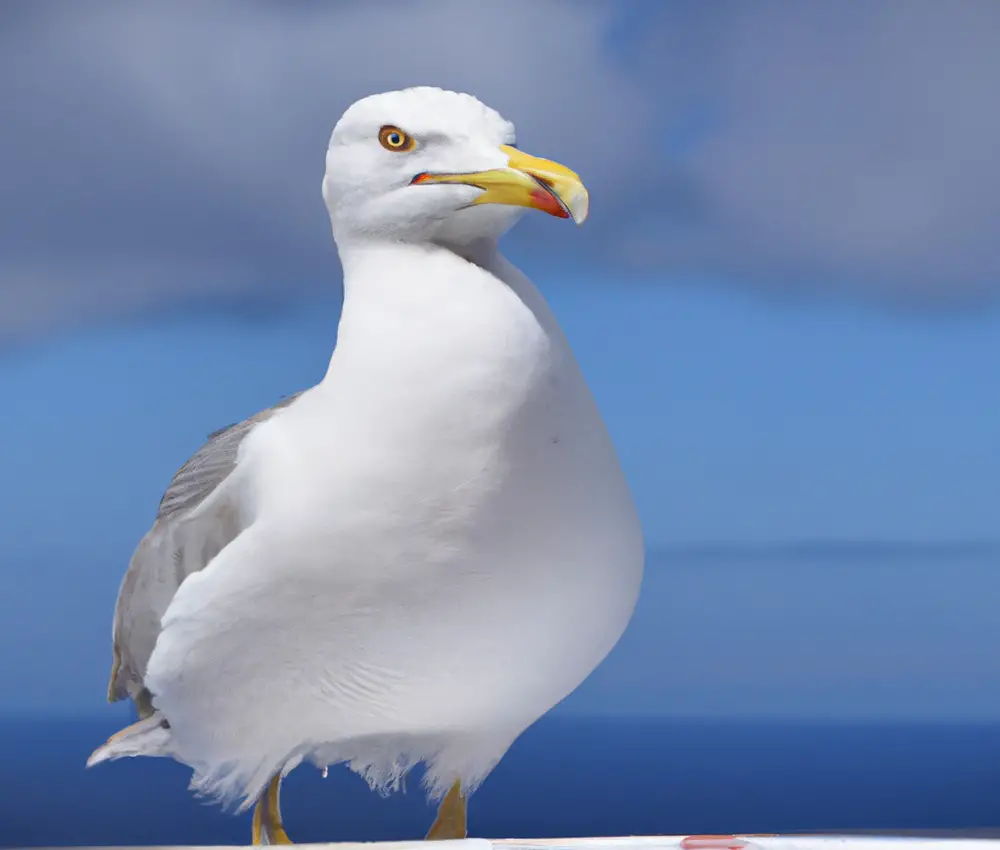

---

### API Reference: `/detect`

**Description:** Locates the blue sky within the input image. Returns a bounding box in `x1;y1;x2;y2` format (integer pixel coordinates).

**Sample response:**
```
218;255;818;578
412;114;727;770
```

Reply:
1;1;999;721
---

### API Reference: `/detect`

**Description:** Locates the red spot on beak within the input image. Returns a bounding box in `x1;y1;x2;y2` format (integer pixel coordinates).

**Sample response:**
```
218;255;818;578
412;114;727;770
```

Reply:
530;185;569;218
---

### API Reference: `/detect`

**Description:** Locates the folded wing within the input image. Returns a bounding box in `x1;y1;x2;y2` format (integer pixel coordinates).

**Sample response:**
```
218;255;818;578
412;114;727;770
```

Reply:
106;391;305;716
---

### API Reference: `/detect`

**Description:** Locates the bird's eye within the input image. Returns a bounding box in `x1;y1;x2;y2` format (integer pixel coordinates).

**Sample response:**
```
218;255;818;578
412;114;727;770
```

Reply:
378;125;415;152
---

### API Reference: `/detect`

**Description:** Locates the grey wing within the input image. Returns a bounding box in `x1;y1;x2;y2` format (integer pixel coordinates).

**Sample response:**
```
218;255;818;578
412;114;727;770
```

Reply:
107;391;306;713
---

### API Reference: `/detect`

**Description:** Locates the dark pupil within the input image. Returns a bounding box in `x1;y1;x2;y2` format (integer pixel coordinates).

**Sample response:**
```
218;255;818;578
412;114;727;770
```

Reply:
390;133;401;145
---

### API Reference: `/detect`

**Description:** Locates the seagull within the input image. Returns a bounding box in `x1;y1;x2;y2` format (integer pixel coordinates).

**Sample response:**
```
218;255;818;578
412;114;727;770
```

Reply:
89;87;644;845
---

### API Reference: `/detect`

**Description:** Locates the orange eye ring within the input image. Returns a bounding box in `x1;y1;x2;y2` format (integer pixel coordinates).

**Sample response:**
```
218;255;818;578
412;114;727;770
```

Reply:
378;125;415;152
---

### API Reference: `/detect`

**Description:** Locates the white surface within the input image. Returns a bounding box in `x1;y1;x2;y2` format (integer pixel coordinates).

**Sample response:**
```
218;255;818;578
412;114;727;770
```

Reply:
492;839;1000;850
24;837;1000;850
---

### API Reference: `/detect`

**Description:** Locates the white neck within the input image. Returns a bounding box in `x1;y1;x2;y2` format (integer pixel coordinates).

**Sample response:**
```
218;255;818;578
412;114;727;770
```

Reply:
322;238;566;388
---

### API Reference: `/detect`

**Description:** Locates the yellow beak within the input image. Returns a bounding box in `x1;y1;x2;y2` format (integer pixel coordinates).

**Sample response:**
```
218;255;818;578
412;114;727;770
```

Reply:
411;144;589;224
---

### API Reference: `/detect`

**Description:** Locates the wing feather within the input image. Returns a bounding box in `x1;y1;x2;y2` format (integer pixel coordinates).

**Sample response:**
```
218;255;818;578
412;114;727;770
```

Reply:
107;391;305;710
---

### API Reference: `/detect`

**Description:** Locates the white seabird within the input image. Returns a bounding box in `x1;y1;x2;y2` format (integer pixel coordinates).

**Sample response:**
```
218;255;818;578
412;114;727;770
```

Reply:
89;87;644;844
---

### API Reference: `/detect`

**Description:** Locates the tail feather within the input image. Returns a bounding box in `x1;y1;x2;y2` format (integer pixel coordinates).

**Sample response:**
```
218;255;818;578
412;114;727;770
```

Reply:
87;714;172;767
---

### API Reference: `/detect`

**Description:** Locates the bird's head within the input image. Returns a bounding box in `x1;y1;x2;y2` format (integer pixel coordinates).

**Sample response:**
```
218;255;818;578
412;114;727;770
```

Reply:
322;87;588;250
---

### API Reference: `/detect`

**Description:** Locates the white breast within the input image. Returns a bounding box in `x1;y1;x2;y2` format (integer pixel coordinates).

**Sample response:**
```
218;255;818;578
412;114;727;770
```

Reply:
147;242;643;805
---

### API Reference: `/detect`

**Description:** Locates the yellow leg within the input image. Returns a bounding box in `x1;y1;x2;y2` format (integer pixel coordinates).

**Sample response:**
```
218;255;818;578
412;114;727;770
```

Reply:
425;780;467;841
252;774;293;845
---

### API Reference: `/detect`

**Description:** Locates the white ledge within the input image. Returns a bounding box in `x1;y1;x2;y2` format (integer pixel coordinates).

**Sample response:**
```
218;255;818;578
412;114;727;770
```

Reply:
19;836;1000;850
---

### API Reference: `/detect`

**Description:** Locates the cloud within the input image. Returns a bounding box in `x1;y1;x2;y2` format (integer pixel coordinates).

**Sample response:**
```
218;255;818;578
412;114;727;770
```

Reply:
0;0;651;341
2;0;1000;341
629;1;1000;298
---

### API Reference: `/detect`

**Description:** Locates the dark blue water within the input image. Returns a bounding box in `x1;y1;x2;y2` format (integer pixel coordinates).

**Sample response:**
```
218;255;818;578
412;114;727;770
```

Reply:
3;716;1000;847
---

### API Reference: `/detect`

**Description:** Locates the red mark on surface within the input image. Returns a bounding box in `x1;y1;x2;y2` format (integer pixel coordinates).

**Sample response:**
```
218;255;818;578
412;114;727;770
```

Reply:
681;836;749;850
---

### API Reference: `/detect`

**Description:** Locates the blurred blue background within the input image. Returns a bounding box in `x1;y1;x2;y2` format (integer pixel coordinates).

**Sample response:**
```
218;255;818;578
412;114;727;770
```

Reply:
2;0;1000;845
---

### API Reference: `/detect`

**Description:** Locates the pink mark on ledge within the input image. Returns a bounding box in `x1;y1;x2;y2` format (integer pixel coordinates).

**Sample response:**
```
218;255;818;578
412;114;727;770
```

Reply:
681;836;760;850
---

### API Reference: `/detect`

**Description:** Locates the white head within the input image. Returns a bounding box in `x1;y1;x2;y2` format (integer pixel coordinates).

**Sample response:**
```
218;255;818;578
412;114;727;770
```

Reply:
322;87;588;251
